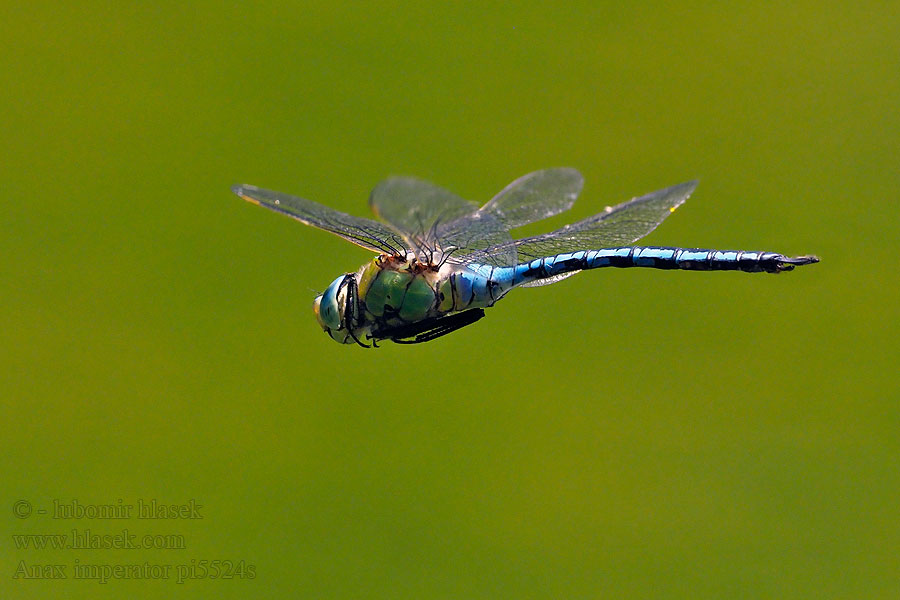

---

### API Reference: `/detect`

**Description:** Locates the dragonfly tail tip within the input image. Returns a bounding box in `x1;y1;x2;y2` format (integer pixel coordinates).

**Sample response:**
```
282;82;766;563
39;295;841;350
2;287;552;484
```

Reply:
793;254;819;265
776;254;819;271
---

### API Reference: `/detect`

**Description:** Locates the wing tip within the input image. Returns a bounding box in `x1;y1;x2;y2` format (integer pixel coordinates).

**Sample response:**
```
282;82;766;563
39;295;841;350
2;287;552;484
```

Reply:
539;167;585;188
680;179;700;193
555;166;584;179
665;180;699;213
231;184;261;205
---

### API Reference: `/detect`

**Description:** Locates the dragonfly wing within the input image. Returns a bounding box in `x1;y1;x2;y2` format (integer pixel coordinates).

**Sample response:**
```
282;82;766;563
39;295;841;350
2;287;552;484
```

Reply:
458;181;698;263
479;168;583;229
435;211;516;266
439;169;583;267
511;181;698;260
370;176;517;265
369;177;479;250
233;184;407;255
519;271;580;287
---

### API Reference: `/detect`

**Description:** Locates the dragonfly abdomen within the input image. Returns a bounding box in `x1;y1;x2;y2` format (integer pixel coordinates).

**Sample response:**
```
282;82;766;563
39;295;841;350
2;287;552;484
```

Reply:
487;246;819;289
585;247;818;273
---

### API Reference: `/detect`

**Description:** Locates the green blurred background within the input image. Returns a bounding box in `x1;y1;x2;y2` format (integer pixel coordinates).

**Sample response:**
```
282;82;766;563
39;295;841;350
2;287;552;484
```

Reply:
3;1;898;598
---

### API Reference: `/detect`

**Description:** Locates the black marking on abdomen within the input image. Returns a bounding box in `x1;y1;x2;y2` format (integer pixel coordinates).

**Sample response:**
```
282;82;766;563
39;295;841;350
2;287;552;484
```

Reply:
450;273;458;309
487;266;497;303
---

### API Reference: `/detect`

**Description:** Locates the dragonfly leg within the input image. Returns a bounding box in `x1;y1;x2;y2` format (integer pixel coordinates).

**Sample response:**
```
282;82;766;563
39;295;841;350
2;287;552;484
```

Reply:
344;277;371;348
375;309;486;344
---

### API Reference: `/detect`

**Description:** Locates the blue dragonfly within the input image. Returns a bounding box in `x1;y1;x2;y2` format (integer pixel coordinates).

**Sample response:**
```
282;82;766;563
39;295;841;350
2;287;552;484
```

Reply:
233;169;817;346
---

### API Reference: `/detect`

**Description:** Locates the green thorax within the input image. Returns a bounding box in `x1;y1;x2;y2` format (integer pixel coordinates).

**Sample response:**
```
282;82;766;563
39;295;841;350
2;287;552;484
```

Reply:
357;256;446;328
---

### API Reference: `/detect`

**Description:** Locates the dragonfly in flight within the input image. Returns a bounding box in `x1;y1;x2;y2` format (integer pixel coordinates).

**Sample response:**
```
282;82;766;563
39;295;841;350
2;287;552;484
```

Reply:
233;169;817;346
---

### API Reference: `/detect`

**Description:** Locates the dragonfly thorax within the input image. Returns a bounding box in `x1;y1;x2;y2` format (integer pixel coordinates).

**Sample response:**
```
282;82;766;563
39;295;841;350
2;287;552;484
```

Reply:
313;255;455;346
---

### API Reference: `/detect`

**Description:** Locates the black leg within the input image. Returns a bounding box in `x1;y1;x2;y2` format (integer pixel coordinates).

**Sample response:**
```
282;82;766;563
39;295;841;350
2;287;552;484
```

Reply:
344;278;370;348
374;309;486;344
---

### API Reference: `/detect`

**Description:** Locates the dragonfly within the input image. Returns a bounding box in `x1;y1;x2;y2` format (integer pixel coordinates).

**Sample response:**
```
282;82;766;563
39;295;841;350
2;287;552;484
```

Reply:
232;169;818;347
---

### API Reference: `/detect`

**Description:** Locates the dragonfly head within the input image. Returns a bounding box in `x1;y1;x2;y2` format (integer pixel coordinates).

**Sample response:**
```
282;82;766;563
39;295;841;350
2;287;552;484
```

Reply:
313;273;363;345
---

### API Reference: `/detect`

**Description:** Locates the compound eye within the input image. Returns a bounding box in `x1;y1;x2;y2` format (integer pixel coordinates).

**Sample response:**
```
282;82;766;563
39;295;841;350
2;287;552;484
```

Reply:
313;295;324;322
316;274;350;331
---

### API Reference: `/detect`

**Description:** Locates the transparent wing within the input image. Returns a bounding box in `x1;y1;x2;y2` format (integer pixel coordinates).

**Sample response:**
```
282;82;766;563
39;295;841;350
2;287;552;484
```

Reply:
478;168;583;229
520;271;579;288
434;211;516;266
233;184;407;256
369;176;517;265
368;177;479;249
438;168;584;267
460;181;699;263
